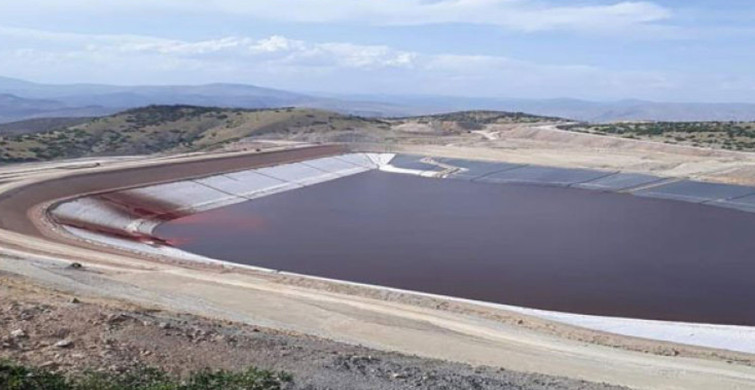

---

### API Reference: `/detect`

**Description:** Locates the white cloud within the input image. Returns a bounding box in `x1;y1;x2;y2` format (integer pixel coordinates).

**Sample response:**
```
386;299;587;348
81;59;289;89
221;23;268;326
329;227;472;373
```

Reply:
0;0;672;33
198;0;673;32
1;26;740;102
105;35;417;70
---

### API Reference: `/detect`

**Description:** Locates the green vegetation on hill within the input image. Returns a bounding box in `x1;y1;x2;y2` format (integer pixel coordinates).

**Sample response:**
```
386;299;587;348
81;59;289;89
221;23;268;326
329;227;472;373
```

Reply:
0;360;291;390
0;105;390;163
560;121;755;151
0;106;562;164
0;117;94;137
395;110;562;130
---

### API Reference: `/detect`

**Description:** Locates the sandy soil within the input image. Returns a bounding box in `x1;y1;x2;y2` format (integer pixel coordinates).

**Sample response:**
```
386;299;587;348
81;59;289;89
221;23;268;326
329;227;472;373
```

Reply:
0;273;629;390
376;123;755;185
2;141;755;389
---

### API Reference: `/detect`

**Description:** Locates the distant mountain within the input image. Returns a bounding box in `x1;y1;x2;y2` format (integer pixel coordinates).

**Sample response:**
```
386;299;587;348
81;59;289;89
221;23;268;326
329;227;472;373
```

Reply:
0;116;94;136
0;76;415;123
0;76;311;108
0;93;116;123
334;94;755;122
495;98;755;122
2;76;755;123
0;94;65;116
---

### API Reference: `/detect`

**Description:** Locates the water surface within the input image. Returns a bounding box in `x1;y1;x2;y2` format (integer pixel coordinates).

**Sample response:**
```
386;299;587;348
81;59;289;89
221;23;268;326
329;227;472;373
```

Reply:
156;171;755;325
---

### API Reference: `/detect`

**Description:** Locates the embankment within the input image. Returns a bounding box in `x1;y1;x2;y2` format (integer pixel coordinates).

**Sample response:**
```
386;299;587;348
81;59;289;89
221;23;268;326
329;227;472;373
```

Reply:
47;152;393;260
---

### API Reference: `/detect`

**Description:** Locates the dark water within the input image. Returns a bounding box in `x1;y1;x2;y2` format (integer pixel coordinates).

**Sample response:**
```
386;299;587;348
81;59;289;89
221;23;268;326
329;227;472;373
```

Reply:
156;171;755;325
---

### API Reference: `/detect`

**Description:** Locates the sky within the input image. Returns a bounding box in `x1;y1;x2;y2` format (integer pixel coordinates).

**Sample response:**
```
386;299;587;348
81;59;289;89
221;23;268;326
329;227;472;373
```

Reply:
0;0;754;102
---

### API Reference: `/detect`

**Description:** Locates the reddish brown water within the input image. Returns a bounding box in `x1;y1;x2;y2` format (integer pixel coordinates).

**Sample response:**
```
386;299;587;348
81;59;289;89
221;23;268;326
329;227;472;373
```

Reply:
156;171;755;325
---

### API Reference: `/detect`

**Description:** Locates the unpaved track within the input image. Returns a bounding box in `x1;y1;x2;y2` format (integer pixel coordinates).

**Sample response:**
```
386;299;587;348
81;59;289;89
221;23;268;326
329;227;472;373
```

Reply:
1;145;755;390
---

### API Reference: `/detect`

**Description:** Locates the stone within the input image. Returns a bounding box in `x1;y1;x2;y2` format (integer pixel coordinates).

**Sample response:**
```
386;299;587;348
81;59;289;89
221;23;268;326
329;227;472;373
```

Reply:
106;313;129;324
54;339;73;348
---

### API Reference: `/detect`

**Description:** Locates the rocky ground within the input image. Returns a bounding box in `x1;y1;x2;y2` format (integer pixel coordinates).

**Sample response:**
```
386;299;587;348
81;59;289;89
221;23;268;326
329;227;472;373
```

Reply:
0;273;628;390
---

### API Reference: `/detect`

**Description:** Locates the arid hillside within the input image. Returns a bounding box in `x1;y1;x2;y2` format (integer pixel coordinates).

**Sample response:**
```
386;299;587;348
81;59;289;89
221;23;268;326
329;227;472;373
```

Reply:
0;106;557;163
0;117;94;136
0;106;390;163
561;121;755;152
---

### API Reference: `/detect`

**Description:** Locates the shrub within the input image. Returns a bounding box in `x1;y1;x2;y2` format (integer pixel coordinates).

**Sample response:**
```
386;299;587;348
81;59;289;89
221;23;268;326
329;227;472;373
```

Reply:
0;360;292;390
0;360;68;390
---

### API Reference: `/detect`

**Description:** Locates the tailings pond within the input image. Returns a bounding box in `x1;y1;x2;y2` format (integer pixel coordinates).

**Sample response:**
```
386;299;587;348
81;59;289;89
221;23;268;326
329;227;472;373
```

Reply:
155;171;755;325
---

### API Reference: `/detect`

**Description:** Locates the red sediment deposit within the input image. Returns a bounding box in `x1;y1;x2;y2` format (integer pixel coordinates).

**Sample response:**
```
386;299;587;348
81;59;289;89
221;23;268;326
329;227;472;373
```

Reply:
0;145;345;244
100;191;193;221
49;191;188;244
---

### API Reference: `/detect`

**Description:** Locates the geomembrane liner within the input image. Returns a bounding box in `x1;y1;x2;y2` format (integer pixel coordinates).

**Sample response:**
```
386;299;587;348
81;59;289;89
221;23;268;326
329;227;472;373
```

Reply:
710;193;755;213
255;162;341;186
437;158;524;181
574;173;669;191
196;172;295;198
475;165;614;187
389;154;445;172
632;180;755;203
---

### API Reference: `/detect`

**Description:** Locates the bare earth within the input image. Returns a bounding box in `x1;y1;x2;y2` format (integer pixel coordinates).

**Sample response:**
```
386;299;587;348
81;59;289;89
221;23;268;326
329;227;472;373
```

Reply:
373;122;755;186
0;273;627;390
3;127;755;389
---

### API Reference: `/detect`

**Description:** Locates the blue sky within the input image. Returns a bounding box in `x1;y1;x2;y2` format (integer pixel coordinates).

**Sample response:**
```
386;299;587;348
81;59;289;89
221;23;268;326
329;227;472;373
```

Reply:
0;0;753;102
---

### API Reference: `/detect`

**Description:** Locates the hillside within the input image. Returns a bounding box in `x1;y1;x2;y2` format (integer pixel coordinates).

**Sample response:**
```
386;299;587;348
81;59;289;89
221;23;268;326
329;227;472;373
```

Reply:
343;94;755;122
6;104;755;165
396;110;561;126
560;121;755;151
0;117;94;136
0;106;392;163
0;106;565;164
